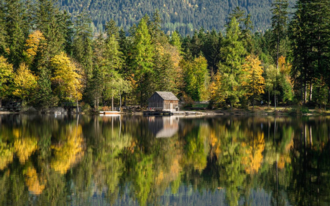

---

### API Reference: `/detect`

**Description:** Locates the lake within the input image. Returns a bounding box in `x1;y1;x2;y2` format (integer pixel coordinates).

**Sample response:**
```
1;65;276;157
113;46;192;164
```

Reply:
0;114;330;206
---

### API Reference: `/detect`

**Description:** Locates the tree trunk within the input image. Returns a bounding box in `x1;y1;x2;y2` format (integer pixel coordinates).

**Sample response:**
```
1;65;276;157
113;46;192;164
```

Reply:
112;94;114;111
309;126;312;146
268;90;270;108
119;93;122;111
0;98;2;108
304;82;307;104
309;83;313;102
274;86;276;111
76;99;79;113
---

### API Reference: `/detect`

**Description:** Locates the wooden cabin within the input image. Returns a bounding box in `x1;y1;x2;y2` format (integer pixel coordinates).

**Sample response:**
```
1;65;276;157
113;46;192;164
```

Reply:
148;91;179;112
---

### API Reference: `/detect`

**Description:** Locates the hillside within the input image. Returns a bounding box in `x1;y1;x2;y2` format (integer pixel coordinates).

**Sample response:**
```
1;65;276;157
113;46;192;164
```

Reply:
59;0;296;35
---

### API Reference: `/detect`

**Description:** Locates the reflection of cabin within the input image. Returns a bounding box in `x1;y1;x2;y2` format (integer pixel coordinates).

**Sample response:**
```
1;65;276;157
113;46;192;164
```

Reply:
148;91;179;112
148;116;179;138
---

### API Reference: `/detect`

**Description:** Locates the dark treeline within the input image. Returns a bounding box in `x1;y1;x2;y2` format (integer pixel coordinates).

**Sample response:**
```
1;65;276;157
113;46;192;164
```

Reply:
0;0;330;110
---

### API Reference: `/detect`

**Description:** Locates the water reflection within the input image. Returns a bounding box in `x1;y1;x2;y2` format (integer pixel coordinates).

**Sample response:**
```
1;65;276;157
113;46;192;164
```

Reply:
1;115;330;205
148;116;179;138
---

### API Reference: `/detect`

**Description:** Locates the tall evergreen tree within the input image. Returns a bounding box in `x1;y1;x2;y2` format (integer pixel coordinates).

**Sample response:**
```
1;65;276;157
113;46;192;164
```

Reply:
170;31;182;52
34;0;66;69
105;19;119;39
4;0;30;68
131;17;155;105
0;1;8;55
219;17;246;109
271;0;289;69
73;11;93;78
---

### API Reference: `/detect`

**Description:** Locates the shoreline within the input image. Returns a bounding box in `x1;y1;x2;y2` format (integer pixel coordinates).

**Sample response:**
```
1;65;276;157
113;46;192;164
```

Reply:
1;110;329;117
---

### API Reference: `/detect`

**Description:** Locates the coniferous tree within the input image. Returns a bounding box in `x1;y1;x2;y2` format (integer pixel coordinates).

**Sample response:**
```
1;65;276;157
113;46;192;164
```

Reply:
0;56;13;107
131;17;154;105
0;1;8;55
105;19;119;39
4;0;30;68
271;0;288;69
170;31;182;52
73;11;93;78
32;68;56;107
103;34;123;110
219;17;246;109
34;0;66;69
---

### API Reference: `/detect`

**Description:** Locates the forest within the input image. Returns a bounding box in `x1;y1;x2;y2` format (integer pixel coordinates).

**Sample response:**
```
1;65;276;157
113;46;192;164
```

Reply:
57;0;297;36
0;0;330;111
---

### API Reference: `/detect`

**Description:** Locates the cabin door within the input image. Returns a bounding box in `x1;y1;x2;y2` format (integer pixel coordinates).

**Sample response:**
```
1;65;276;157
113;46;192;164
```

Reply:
170;103;173;111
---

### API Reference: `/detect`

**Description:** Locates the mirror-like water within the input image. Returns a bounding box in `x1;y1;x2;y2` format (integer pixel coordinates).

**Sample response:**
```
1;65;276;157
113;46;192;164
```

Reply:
0;114;330;206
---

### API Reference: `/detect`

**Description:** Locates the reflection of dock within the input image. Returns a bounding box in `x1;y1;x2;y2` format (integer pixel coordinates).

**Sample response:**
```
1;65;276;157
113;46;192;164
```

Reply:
143;111;204;116
148;116;179;138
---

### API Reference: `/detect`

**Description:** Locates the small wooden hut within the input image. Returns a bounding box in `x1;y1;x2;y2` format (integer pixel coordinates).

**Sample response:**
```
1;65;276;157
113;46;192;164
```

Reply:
148;91;179;112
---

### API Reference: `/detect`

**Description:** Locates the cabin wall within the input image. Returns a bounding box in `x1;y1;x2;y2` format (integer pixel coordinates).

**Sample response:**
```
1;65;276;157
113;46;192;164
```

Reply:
163;100;179;111
148;93;164;110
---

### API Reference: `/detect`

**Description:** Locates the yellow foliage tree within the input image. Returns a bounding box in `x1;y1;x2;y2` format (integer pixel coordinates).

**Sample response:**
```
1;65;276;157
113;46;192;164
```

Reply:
24;30;46;61
241;55;265;109
24;167;46;195
278;56;291;75
51;126;84;174
13;63;38;103
0;56;13;107
51;52;82;103
209;72;226;107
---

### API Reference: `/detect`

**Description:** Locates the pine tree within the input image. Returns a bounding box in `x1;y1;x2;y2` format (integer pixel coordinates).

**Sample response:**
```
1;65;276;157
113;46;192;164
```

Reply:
73;11;93;78
34;0;66;68
105;19;119;40
289;0;330;103
4;0;30;68
219;17;246;109
0;56;13;107
89;65;103;109
271;0;289;69
131;17;155;105
170;31;182;52
0;2;8;55
103;34;123;110
32;68;55;108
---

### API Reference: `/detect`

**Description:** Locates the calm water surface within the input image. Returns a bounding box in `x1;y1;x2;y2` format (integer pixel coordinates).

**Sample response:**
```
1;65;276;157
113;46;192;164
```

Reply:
1;114;330;206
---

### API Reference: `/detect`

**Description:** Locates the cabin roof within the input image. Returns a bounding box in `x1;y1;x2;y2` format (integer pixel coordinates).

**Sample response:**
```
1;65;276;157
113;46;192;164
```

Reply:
154;91;179;101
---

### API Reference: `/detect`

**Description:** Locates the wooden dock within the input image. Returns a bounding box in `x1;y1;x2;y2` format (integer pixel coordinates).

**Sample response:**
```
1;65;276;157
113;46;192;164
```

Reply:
143;111;205;116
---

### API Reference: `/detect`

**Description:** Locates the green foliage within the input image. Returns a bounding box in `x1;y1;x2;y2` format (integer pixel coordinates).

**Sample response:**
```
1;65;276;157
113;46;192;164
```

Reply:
182;55;209;101
218;17;246;107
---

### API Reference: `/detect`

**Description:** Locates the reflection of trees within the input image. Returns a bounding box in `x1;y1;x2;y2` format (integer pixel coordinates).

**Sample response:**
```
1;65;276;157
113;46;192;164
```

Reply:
242;131;265;174
2;115;330;205
182;126;209;172
287;122;330;206
217;121;247;206
0;142;13;170
24;166;46;195
51;125;84;174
